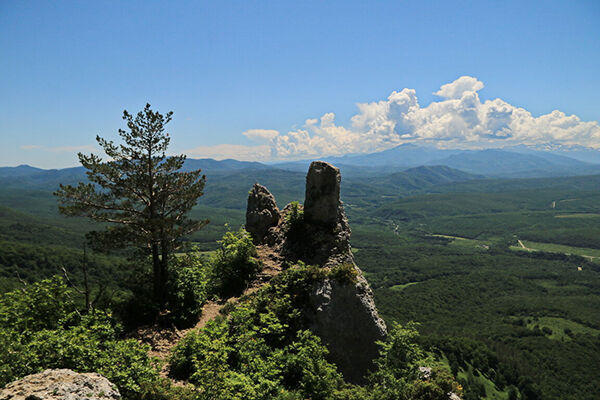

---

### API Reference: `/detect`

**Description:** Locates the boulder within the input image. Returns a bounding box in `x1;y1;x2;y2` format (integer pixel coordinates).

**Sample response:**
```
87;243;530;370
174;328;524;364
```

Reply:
0;369;120;400
245;183;281;244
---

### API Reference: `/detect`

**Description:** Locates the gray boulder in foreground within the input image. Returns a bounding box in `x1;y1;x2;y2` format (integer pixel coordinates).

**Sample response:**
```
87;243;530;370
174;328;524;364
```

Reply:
0;369;120;400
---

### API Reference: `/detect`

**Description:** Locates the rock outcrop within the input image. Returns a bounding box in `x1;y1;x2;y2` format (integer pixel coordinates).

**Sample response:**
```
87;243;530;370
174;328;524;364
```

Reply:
246;183;281;244
245;161;387;384
308;273;387;383
304;161;343;228
0;369;120;400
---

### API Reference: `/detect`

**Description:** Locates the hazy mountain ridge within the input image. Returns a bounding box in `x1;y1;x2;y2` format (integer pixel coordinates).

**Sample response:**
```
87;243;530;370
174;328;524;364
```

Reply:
0;162;483;211
274;144;600;178
368;165;482;189
426;149;600;177
3;144;600;192
0;165;45;178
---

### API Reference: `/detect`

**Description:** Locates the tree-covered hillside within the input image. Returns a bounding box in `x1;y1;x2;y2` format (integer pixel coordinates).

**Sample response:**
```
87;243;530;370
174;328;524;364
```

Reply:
1;166;600;399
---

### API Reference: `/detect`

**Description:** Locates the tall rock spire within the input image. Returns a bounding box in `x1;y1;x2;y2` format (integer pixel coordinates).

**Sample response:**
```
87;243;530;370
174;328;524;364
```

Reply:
245;161;387;383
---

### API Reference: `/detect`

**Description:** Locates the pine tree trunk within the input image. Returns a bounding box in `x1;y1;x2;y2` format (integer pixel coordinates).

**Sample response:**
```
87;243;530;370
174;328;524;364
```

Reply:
160;242;169;305
151;242;162;305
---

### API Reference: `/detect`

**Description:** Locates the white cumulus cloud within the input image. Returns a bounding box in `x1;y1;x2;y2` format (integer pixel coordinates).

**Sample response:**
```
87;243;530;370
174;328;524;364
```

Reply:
185;144;270;161
433;76;485;99
242;129;280;142
260;76;600;159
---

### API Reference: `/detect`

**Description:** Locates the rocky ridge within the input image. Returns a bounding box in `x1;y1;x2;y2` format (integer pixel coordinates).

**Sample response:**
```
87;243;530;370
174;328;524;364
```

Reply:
246;160;387;383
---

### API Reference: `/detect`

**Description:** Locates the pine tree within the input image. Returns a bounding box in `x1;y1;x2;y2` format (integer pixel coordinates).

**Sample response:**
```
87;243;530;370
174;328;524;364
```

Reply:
55;104;207;305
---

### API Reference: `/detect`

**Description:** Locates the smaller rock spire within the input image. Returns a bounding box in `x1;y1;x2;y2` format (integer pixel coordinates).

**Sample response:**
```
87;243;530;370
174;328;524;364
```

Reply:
245;183;281;244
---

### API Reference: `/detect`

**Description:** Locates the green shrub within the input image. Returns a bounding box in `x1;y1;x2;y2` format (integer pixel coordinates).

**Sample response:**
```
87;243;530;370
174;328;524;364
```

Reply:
329;263;359;284
0;278;159;399
285;201;306;242
408;368;460;400
278;330;342;400
169;264;343;400
209;228;261;298
0;276;74;333
169;319;230;380
169;264;458;400
167;250;209;327
541;326;553;336
285;201;304;225
368;322;461;400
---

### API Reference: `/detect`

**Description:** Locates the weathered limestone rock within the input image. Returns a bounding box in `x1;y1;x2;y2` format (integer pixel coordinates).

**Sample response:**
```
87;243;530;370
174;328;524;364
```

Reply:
279;161;352;266
245;183;281;244
301;161;386;383
308;273;387;383
0;369;120;400
304;161;343;228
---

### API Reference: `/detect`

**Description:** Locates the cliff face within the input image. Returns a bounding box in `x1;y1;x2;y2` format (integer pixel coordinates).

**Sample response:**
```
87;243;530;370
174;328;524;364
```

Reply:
246;161;387;383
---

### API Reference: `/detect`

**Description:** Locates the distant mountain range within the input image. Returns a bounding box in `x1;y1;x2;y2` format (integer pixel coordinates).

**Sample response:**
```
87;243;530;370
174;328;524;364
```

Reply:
424;149;597;177
274;144;600;178
3;145;600;193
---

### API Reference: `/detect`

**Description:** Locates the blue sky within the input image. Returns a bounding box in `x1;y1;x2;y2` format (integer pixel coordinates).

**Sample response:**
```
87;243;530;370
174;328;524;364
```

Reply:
1;0;599;168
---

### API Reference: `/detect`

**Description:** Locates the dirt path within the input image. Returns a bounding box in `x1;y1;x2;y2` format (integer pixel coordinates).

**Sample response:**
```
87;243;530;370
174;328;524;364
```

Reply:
195;301;222;328
133;245;284;379
517;239;539;252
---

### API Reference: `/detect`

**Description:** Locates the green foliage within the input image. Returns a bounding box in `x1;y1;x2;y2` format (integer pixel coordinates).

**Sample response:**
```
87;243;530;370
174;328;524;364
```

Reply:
368;322;461;400
284;201;306;242
170;264;344;399
0;276;74;332
285;201;304;225
169;265;459;400
166;250;209;327
409;368;460;400
4;153;600;399
0;277;159;399
209;228;261;298
354;204;600;399
0;240;126;293
368;322;423;400
0;200;94;248
278;330;342;399
329;262;359;284
374;322;424;379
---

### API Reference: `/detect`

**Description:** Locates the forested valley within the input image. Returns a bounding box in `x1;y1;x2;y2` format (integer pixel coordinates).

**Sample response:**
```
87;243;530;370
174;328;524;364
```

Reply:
1;156;599;399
